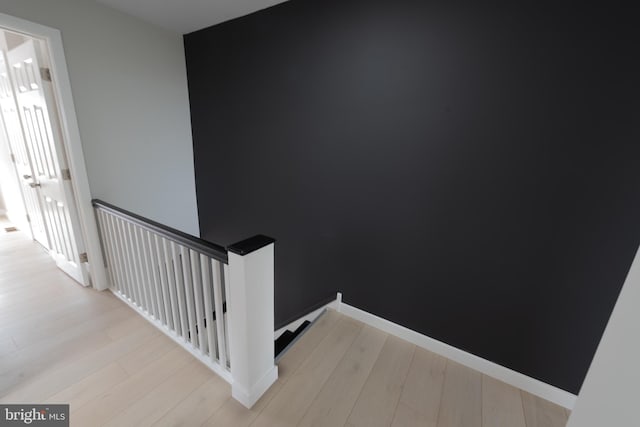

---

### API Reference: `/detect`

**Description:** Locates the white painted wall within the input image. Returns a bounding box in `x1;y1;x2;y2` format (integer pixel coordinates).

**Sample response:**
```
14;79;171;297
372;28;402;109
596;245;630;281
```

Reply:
0;0;199;235
566;246;640;427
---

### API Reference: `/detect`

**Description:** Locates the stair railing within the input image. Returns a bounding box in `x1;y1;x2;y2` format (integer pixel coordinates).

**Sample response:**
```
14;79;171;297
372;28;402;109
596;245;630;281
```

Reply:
92;199;277;408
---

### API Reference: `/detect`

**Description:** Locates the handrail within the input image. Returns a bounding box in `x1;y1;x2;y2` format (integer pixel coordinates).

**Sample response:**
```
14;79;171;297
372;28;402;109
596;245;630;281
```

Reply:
92;199;228;263
93;198;278;407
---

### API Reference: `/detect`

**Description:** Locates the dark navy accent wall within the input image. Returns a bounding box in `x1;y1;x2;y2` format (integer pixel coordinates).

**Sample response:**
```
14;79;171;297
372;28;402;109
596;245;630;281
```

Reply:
184;0;640;393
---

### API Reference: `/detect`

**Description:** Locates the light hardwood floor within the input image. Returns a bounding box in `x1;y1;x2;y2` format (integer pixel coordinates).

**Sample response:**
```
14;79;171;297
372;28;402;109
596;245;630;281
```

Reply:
0;220;570;426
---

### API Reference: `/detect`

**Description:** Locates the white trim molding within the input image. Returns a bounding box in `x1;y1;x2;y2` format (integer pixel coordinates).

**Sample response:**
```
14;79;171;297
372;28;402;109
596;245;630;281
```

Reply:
0;12;108;290
336;296;577;410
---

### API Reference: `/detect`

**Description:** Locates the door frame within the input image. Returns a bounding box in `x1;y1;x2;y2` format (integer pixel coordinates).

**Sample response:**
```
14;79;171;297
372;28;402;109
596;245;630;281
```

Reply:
0;12;108;290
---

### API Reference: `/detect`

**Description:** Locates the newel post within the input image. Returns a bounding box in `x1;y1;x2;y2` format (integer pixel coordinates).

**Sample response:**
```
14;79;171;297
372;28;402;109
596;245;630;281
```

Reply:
226;235;278;408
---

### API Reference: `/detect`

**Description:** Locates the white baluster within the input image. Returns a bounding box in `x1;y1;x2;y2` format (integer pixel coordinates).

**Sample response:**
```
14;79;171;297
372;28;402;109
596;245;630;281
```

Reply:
179;246;197;347
211;258;228;368
123;221;142;306
139;229;159;319
223;263;231;367
113;216;134;301
132;224;151;314
144;230;165;324
171;241;189;340
110;214;129;298
162;237;180;334
193;252;208;354
154;234;173;329
201;255;217;362
96;211;117;291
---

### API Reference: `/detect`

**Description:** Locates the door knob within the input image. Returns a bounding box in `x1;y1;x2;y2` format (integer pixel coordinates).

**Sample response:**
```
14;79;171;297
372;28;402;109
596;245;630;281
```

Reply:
29;182;41;188
23;174;32;179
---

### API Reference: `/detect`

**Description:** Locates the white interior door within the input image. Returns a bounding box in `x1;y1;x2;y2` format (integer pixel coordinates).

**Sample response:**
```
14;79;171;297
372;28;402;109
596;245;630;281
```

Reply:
7;39;87;285
0;49;48;246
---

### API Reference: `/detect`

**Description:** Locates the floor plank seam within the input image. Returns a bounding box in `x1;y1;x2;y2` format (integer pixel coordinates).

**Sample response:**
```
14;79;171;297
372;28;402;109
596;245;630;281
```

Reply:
480;373;484;427
296;325;381;427
340;334;390;427
432;357;447;427
389;343;418;427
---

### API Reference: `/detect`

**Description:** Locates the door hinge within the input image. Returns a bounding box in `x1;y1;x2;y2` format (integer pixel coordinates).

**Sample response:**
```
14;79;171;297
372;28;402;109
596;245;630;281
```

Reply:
40;67;52;82
61;168;71;180
10;153;15;163
26;213;31;223
79;252;88;263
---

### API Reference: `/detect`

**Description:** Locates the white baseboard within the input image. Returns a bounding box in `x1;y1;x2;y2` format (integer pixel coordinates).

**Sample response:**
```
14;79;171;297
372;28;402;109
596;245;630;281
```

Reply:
337;297;577;410
275;293;342;339
232;365;278;409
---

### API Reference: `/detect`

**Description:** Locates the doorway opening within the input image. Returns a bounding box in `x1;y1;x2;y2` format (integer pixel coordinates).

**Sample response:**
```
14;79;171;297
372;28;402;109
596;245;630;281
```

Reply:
0;27;88;286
